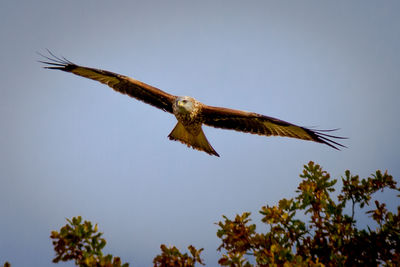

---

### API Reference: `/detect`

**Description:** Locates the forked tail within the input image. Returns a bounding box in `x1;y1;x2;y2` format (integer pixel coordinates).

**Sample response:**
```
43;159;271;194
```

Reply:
168;122;219;157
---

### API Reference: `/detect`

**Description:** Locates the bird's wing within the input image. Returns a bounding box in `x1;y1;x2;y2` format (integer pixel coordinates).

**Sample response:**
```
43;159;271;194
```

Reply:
39;52;176;113
201;105;346;150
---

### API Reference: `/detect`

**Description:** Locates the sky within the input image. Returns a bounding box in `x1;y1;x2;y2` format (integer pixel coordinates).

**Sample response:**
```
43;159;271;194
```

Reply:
1;1;399;266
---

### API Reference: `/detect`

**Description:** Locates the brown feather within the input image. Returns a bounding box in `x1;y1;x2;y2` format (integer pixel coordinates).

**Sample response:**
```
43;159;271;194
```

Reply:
201;105;346;150
40;56;176;113
168;122;219;157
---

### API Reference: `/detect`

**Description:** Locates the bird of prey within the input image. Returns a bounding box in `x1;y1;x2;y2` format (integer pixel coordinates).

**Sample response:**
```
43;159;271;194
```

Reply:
39;52;345;157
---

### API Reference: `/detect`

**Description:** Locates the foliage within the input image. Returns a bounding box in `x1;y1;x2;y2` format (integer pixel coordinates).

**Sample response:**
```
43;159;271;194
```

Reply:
216;161;400;266
50;216;129;267
50;216;203;267
153;244;204;267
49;162;400;266
6;161;398;266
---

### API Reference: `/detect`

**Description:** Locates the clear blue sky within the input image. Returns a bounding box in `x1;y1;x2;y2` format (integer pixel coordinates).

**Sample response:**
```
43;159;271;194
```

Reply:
1;1;399;266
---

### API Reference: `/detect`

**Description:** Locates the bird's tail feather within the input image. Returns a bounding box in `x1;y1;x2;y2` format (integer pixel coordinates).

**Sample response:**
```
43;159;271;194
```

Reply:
168;122;219;157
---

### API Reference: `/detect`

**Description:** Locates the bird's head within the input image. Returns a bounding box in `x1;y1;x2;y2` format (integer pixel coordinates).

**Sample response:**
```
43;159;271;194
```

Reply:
176;96;195;114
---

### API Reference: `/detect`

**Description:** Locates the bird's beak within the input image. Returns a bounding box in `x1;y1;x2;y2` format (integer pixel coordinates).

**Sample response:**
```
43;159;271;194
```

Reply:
177;100;183;107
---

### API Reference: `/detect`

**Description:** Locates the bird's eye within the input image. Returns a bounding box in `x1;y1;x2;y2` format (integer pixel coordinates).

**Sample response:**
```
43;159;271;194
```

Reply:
182;99;187;103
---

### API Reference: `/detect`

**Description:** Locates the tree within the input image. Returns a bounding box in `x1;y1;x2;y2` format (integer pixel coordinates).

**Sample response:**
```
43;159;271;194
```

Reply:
49;216;203;267
4;161;398;266
216;161;400;266
50;216;129;267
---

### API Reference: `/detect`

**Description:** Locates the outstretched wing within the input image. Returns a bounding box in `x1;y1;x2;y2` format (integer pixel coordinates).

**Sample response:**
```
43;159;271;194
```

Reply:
201;105;346;150
39;51;176;113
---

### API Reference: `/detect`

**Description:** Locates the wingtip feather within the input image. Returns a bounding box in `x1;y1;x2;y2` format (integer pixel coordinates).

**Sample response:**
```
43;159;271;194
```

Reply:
311;129;348;150
37;50;75;70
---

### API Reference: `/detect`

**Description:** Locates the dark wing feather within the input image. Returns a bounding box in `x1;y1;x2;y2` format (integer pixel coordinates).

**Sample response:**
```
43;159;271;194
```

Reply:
39;52;176;113
201;105;346;150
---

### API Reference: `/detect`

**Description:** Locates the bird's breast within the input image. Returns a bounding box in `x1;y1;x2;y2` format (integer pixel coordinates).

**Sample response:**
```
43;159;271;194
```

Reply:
172;103;203;136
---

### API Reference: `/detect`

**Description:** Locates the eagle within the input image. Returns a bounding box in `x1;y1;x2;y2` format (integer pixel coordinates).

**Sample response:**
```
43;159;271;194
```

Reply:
40;52;345;157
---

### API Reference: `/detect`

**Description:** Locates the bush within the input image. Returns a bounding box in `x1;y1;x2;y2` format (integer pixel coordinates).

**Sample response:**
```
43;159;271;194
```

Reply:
50;216;128;267
216;161;400;266
50;162;400;266
5;161;398;266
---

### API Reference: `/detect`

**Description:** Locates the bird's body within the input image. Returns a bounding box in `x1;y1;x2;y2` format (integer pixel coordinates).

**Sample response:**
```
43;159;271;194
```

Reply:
170;96;219;156
40;52;345;156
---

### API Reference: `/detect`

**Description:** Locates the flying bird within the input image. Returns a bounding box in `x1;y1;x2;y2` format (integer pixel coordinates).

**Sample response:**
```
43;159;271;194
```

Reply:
39;52;345;157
